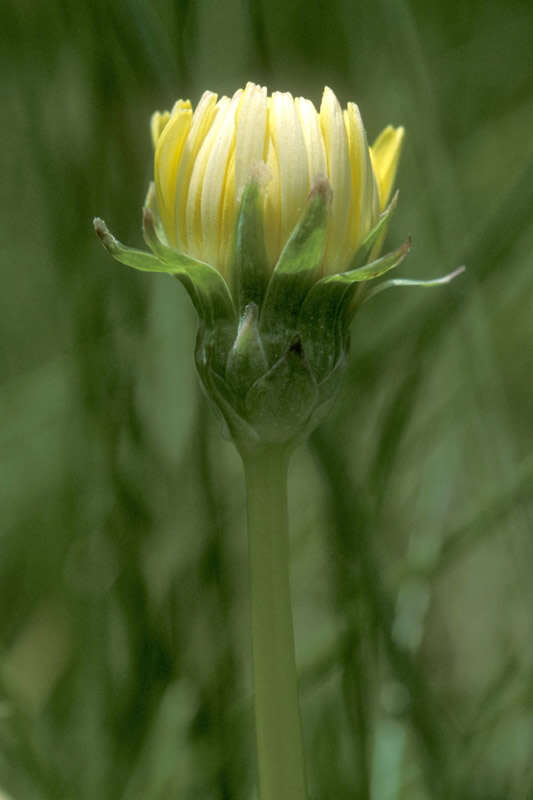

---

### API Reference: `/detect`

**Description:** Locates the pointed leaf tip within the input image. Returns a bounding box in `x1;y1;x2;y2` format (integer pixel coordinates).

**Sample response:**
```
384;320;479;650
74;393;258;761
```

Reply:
440;265;466;282
362;264;466;304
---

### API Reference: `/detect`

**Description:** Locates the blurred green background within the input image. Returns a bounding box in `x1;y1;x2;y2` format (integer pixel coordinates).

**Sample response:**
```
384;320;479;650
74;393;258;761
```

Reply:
2;0;533;798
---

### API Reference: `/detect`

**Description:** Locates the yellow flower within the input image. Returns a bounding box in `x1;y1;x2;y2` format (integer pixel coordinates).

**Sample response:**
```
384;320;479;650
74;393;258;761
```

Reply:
96;82;465;451
151;82;404;277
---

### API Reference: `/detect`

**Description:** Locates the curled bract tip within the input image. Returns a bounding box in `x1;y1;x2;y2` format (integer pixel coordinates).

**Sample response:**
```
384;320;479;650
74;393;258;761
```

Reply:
236;161;272;206
93;217;107;238
93;218;116;253
250;159;272;189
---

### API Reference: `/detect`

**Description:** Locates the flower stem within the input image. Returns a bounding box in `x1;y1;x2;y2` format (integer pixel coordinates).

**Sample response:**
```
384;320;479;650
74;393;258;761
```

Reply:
242;445;308;800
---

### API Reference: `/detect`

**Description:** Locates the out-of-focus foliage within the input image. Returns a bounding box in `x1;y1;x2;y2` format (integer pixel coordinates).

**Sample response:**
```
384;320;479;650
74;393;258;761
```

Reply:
1;0;532;798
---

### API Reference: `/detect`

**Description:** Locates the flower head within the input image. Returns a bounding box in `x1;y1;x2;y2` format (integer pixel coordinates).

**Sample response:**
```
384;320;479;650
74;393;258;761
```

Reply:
95;82;462;451
151;83;404;277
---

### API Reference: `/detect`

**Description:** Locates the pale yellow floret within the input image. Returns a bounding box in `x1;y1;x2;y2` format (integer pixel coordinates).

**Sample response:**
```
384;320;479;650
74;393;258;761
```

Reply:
200;89;243;268
173;91;219;252
295;97;327;188
341;102;381;266
218;147;237;274
154;100;192;244
235;83;267;201
269;92;309;248
150;84;403;275
262;126;281;268
320;87;352;272
185;96;230;260
370;125;405;210
342;103;366;261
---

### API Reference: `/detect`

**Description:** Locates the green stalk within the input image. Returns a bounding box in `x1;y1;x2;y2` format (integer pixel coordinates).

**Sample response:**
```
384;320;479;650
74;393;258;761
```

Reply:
242;445;308;800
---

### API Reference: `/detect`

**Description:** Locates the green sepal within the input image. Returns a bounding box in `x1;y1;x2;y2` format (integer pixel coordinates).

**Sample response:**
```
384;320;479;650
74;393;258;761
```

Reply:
349;191;399;270
94;216;235;329
232;178;270;314
245;336;318;444
94;217;166;271
210;370;261;446
200;320;238;380
259;178;331;361
298;239;411;377
362;265;466;304
338;237;410;284
302;352;349;439
195;327;260;446
142;207;236;327
225;303;268;400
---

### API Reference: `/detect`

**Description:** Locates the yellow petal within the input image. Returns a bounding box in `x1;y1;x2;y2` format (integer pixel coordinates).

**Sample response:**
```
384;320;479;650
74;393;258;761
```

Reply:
150;110;171;148
342;102;377;261
185;96;230;260
218;146;237;275
174;91;219;252
154;100;192;244
200;90;243;267
370;125;405;210
295;97;327;185
262;129;281;268
235;82;267;200
320;87;351;272
269;91;309;248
